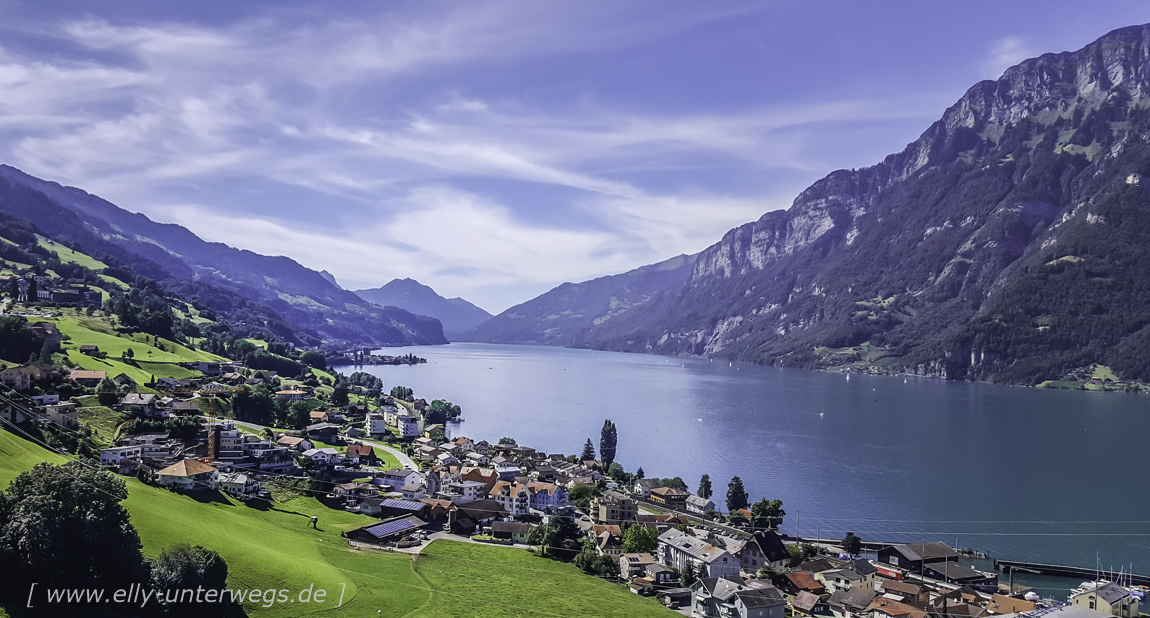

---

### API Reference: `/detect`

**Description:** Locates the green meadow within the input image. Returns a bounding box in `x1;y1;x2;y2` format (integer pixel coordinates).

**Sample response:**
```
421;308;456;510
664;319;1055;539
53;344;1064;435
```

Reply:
0;430;671;617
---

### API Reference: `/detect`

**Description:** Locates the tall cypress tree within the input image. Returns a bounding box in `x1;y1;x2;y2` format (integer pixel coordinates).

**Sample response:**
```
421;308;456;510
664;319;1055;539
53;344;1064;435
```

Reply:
599;419;617;469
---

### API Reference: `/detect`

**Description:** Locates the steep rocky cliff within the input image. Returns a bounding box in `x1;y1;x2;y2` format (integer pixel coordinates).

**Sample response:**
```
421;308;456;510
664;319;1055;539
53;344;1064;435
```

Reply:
480;24;1150;385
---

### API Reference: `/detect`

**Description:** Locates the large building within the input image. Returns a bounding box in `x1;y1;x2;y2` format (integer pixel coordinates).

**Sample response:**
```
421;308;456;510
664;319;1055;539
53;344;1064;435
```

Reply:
657;528;740;579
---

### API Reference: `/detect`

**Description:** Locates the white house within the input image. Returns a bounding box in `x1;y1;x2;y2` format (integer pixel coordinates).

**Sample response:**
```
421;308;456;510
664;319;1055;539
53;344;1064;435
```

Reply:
657;528;739;579
490;481;531;517
366;413;390;437
378;468;422;490
156;459;219;491
301;447;340;465
217;472;260;498
686;494;716;514
396;415;421;438
527;481;569;511
99;445;142;466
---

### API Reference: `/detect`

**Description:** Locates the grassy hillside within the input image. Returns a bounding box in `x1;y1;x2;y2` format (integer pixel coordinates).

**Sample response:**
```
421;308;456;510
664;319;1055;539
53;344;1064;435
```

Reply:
36;234;107;271
0;429;673;617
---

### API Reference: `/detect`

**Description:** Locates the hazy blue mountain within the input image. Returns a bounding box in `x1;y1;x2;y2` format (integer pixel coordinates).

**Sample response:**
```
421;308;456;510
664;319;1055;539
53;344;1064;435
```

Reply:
0;165;446;347
354;278;492;337
473;24;1150;385
464;254;696;345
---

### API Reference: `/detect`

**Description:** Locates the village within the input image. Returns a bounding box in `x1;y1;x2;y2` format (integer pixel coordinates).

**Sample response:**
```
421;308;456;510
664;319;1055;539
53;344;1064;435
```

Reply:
0;315;1144;618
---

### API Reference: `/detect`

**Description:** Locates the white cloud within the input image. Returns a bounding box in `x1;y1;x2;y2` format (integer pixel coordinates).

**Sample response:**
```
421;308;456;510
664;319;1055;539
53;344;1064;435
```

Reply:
984;36;1037;78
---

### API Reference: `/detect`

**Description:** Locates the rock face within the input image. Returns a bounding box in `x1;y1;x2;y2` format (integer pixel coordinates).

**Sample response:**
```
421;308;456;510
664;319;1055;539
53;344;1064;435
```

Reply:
354;278;492;337
479;24;1150;384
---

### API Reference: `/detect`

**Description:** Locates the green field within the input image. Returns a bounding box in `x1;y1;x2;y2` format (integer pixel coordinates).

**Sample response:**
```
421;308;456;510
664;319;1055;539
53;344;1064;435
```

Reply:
0;429;673;617
76;405;128;446
37;235;107;271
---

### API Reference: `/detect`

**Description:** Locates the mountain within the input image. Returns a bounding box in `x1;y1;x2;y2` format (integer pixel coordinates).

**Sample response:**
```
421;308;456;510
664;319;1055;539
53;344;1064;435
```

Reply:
354;278;492;337
0;165;446;347
464;254;696;345
319;270;341;288
474;24;1150;385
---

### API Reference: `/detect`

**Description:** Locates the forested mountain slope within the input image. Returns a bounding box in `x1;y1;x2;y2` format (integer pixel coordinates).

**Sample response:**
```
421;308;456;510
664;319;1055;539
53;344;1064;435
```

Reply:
0;166;445;347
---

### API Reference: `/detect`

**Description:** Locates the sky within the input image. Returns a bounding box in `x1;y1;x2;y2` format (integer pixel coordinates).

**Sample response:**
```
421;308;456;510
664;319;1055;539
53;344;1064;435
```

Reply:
1;1;1149;313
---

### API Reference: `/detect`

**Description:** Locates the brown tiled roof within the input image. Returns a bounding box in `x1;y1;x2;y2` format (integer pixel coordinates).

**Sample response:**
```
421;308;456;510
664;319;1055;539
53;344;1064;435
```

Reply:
69;369;107;380
157;459;217;477
346;445;373;457
784;571;824;591
986;594;1035;615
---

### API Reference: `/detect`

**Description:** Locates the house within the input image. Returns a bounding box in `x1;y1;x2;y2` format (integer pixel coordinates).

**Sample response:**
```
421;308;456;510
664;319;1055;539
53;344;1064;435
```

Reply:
309;410;330;423
876;580;927;604
112;373;138;389
376;498;430;520
26;322;61;351
594;527;623;556
449;498;508;531
275;389;308;401
169;400;201;416
657;528;740;579
156;459;219;491
494;463;522;481
985;594;1036;615
921;561;998;591
0;366;32;390
378;468;422;491
120;393;159;414
633;478;659;498
691;576;786;618
305;422;341;440
619;553;659;579
828;586;878;618
792;591;829;616
366;413;389;437
877;542;959;574
99;445;143;467
301;447;340;465
736;530;791;574
277;435;314;451
866;597;930;618
347;516;428;546
79;344;101;356
401;484;427;500
491;521;533;544
594;492;638;524
526;481;568;511
649;486;690;507
443;480;487;503
772;571;825;597
42;402;79;429
396;415;421;438
1070;582;1140;618
489;481;530;517
69;368;106;386
217;472;259;498
460;467;500;492
686;494;717;514
345;444;376;466
464;451;490;467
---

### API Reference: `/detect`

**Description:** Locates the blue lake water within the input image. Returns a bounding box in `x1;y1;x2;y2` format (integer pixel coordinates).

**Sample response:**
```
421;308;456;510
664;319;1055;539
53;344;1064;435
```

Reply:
335;342;1150;588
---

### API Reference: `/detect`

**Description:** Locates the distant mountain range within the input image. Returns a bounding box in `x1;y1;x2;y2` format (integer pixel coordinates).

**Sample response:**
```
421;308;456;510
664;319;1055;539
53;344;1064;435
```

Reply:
470;24;1150;385
0;165;446;347
354;278;492;337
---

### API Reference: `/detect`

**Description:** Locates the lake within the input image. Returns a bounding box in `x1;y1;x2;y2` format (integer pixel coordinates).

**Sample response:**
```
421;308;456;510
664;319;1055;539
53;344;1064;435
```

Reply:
334;343;1150;592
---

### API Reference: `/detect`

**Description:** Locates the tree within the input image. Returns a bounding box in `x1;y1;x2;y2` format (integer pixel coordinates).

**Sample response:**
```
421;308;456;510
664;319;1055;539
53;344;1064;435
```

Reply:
580;438;595;461
300;350;326;370
0;461;149;600
498;436;517;446
96;376;119;406
635;467;644;479
750;498;786;531
621;524;660;553
698;473;713;500
599;419;617;469
390;385;413;401
151;543;230;615
332;385;350;407
726;476;749;513
680;563;698;587
787;543;818;567
842;532;862;557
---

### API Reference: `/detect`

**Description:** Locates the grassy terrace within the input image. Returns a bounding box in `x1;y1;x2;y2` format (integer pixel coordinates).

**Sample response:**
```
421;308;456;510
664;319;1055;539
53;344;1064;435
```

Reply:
36;235;108;271
0;429;670;617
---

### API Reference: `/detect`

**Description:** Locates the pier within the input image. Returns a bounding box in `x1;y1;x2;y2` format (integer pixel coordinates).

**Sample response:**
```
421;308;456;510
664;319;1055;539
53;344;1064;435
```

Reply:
995;560;1150;587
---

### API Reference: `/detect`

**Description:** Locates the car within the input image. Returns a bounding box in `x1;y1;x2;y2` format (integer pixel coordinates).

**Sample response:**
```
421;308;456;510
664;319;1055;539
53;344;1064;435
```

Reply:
257;490;272;499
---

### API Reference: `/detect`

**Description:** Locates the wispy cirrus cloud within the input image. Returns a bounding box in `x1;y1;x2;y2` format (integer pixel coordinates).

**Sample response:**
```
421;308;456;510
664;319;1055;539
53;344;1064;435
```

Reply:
0;2;963;310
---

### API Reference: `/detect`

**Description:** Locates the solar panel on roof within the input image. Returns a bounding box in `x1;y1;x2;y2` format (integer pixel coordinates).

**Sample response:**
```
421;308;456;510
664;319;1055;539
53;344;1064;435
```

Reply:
380;499;425;510
364;519;416;539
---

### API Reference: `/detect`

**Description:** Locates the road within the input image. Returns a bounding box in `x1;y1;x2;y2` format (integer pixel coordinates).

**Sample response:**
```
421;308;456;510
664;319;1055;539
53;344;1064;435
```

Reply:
231;420;417;470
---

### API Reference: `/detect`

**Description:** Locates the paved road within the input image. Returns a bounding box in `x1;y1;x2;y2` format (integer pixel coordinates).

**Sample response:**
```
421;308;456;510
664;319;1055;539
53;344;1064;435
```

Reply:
232;420;417;470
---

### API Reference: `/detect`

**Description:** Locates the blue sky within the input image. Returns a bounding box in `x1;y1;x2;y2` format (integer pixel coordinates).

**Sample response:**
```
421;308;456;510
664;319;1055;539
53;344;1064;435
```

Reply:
2;1;1148;312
